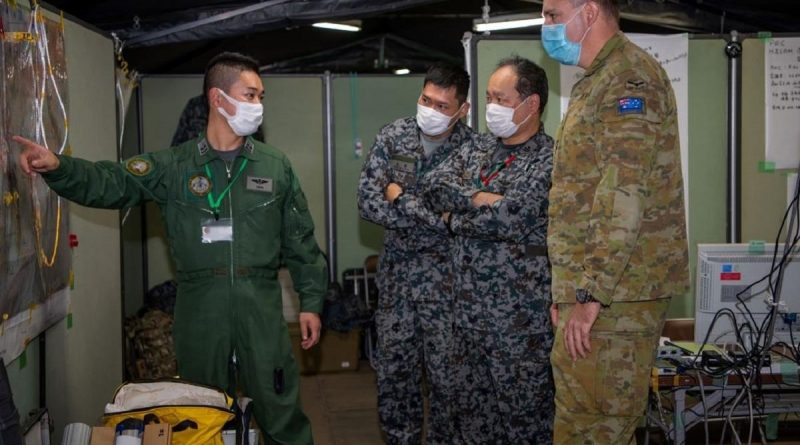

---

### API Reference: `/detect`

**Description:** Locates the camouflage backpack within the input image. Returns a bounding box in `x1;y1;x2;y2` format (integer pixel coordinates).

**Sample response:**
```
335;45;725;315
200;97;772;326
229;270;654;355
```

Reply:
124;309;177;379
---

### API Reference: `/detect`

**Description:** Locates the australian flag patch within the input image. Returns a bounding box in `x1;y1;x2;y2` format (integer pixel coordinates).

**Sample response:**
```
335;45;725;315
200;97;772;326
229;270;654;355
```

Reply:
617;96;645;115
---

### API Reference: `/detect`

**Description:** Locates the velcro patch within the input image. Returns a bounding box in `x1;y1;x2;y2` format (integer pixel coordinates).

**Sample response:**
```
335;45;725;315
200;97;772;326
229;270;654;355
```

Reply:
188;174;212;197
617;97;645;115
626;79;646;90
389;155;416;174
126;158;152;176
246;176;273;193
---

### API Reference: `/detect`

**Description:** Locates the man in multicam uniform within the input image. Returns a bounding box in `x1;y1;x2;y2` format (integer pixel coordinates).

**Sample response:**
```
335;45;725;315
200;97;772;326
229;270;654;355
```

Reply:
424;56;554;444
541;0;689;443
357;63;473;445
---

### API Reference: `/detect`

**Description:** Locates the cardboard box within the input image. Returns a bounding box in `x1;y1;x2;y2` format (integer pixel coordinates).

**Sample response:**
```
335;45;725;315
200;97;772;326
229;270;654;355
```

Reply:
143;423;172;445
89;426;115;445
288;324;361;374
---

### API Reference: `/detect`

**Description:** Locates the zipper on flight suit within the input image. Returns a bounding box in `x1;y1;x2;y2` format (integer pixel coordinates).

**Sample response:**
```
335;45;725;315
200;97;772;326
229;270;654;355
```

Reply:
224;159;235;288
246;198;277;212
226;158;238;368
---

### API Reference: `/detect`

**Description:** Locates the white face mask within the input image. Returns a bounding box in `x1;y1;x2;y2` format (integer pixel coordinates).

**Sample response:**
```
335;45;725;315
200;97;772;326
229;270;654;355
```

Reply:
216;89;263;136
485;98;530;139
416;103;461;137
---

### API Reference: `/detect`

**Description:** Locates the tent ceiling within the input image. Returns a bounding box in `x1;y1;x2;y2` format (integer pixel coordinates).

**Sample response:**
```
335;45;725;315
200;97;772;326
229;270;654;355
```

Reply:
42;0;800;74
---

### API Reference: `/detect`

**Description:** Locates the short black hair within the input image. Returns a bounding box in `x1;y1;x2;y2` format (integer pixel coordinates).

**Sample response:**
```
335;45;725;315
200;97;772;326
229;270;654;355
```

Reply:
572;0;620;21
423;62;470;105
203;52;260;100
496;56;548;113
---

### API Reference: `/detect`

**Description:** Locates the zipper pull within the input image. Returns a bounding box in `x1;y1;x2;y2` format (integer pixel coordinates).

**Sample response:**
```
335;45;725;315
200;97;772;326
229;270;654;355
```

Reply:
214;210;220;221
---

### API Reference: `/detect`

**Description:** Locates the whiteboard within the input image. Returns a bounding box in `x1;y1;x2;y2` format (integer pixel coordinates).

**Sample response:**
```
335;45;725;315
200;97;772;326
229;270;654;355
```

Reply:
765;37;800;170
559;33;689;222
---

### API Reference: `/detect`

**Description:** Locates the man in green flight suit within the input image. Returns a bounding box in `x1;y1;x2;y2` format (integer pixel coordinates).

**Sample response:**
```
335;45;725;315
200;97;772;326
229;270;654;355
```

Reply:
14;52;326;445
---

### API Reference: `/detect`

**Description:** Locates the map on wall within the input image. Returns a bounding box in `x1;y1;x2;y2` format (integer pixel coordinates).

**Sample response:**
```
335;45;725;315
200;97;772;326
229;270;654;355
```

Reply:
0;4;71;363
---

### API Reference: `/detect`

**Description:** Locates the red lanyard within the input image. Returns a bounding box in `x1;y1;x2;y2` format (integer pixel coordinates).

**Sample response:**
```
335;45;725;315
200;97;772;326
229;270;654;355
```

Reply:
479;153;516;187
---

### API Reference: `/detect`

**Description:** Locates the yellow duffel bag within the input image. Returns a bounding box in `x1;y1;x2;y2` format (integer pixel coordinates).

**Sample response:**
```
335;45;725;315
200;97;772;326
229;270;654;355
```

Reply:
103;379;235;445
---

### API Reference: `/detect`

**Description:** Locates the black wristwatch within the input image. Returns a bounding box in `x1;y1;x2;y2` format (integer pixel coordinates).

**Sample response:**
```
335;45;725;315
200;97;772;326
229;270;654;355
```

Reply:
575;289;596;304
392;190;405;206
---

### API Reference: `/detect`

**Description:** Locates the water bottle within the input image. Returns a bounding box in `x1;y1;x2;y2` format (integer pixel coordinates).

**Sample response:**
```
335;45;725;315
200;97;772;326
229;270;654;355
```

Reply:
114;418;143;445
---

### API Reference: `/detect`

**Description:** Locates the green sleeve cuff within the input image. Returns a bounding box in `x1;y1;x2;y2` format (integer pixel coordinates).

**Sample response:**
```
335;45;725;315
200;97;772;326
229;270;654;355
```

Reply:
41;154;73;183
299;297;324;314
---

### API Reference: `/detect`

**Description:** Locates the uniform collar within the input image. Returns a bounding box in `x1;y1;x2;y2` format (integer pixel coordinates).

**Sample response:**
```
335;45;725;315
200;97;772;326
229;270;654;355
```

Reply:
432;120;470;148
426;120;471;158
499;124;548;155
195;134;257;165
583;31;627;77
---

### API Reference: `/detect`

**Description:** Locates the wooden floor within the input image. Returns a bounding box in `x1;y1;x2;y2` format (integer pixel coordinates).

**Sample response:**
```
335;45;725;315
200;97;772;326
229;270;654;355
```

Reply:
299;360;800;445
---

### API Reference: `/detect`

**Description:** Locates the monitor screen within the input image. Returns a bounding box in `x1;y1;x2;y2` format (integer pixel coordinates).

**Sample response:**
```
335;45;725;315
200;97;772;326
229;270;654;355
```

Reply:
694;243;800;346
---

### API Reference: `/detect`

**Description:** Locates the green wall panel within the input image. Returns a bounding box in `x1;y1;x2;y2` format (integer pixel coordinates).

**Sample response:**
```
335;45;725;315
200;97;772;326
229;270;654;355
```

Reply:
46;15;122;442
7;341;38;432
262;77;326;252
683;39;729;317
332;75;424;279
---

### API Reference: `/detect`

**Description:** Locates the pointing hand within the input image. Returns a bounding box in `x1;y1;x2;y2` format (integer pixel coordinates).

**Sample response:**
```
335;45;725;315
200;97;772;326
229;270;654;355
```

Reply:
13;136;59;175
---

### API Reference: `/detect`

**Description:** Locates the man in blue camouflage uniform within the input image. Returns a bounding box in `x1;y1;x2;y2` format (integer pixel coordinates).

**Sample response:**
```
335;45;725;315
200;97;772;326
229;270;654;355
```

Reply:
424;56;554;444
357;63;473;445
541;1;689;443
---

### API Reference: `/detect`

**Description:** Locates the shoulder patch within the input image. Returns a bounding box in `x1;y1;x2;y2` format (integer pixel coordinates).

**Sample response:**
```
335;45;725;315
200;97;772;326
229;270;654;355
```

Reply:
617;97;645;115
126;158;153;176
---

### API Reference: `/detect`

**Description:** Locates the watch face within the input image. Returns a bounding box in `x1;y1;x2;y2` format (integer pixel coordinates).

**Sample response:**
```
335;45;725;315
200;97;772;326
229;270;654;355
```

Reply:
576;289;590;303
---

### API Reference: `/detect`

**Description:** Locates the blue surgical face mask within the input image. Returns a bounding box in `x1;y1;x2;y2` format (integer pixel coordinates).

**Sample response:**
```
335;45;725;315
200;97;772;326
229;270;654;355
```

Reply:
541;5;589;66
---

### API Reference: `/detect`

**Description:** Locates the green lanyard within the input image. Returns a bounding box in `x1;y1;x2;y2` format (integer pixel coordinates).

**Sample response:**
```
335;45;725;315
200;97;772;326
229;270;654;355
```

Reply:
204;159;248;219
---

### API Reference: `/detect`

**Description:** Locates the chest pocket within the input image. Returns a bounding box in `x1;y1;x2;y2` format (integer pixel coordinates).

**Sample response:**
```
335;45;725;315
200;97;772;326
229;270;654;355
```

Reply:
239;178;283;234
389;155;417;189
161;199;223;269
285;190;314;238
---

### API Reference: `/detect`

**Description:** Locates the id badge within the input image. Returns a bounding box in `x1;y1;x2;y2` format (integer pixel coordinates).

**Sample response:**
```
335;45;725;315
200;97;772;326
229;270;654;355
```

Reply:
201;218;234;243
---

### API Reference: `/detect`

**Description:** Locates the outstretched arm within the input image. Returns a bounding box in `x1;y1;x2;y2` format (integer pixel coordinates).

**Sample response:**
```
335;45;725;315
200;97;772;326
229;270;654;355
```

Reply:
15;136;60;175
15;135;166;208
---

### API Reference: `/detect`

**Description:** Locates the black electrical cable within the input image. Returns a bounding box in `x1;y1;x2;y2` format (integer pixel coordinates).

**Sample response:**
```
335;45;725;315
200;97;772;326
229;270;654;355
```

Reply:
679;165;800;443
